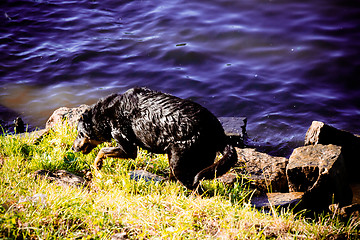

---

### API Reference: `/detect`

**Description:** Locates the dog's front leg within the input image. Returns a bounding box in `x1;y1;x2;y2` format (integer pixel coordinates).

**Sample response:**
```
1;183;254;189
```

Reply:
94;146;137;170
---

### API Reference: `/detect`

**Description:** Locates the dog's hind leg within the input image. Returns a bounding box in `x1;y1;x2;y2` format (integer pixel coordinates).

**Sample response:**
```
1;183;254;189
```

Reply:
192;145;237;187
94;145;137;171
168;147;215;190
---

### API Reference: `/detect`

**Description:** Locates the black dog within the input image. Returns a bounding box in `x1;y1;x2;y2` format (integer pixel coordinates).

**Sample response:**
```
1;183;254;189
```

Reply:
72;87;238;189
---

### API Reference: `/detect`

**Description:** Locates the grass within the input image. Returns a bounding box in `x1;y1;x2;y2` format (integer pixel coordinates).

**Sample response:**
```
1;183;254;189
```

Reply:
0;124;359;239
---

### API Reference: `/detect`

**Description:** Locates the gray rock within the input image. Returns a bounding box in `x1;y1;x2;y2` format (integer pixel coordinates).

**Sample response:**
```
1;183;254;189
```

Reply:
218;117;247;137
45;104;90;129
235;148;289;193
287;144;352;210
32;169;87;188
218;117;247;147
304;121;360;182
18;193;47;206
251;192;304;209
16;129;51;145
129;170;165;183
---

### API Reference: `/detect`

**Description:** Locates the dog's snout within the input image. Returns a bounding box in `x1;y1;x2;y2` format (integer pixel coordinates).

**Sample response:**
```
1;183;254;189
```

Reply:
72;138;82;152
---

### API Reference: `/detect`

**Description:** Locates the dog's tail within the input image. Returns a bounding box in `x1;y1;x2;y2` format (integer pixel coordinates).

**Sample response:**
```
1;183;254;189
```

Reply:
192;144;238;188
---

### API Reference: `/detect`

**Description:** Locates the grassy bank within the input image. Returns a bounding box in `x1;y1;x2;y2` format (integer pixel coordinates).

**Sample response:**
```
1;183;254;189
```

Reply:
0;124;359;239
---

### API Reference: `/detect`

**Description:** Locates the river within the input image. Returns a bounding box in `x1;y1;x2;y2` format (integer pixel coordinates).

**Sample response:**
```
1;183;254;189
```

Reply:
1;0;360;156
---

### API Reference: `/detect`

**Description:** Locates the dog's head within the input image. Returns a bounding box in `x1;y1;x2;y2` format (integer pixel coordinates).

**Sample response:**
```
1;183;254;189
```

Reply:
72;110;102;154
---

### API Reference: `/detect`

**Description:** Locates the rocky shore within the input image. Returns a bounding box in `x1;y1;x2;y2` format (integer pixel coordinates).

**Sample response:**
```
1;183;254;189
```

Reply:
6;105;360;217
240;121;360;217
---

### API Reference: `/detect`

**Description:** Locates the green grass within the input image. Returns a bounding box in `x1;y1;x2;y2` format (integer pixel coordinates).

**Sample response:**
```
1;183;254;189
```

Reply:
0;124;359;239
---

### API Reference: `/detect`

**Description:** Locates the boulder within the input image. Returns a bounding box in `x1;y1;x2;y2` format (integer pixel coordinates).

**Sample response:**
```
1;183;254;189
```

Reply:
45;104;90;129
32;169;87;188
286;144;352;210
304;121;360;182
235;148;289;193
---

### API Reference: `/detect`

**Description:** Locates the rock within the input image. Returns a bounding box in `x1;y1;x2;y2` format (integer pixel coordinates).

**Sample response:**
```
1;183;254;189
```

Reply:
32;169;87;188
14;117;25;133
18;193;47;206
235;148;289;193
287;144;352;210
17;194;48;210
16;129;50;145
304;121;360;182
45;104;90;129
129;170;165;183
218;117;247;147
251;192;304;209
0;104;20;133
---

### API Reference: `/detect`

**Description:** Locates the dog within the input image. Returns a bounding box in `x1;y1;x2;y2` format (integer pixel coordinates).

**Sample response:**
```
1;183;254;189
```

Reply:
72;87;238;189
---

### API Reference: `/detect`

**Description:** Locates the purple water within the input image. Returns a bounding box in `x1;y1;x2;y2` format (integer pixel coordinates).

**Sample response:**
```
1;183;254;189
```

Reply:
1;0;360;156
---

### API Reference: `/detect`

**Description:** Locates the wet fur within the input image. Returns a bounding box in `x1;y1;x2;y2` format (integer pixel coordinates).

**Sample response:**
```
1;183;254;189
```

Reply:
72;87;237;189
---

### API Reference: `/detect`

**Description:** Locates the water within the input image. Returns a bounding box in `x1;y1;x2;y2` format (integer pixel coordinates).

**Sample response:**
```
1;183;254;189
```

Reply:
1;0;360;156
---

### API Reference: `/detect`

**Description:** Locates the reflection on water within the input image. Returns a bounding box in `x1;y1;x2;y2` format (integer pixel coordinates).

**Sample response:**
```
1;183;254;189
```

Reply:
1;0;360;156
0;83;114;129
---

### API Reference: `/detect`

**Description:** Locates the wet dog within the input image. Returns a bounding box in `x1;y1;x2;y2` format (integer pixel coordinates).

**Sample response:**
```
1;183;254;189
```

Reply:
72;87;237;189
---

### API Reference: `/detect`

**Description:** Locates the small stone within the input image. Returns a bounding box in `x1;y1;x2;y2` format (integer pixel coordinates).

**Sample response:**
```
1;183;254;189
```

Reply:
32;169;87;188
251;192;304;209
14;117;25;133
129;170;165;183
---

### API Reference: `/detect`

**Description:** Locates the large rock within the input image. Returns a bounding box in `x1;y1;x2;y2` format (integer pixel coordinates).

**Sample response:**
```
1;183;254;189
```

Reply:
235;148;289;193
305;121;360;182
286;144;352;210
45;104;90;129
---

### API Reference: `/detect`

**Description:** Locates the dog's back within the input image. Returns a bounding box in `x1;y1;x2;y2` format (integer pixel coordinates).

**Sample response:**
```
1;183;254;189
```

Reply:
121;88;227;153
